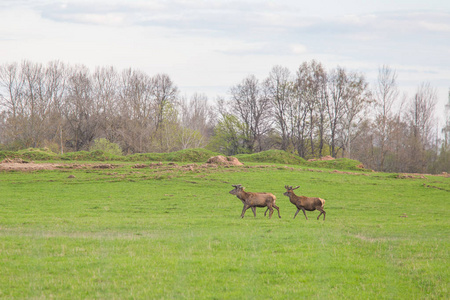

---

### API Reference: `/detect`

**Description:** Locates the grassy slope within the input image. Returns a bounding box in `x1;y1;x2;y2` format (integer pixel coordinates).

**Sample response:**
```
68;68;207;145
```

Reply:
1;148;366;171
0;159;449;298
0;148;221;163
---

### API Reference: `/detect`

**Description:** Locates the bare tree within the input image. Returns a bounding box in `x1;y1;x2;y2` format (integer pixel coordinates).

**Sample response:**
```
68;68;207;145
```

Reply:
229;75;272;152
405;82;437;172
296;61;328;157
92;66;120;143
291;68;310;157
21;61;45;147
326;67;347;158
118;68;154;153
264;66;293;151
373;65;399;170
340;71;372;158
152;73;178;150
62;65;96;151
443;89;450;148
180;93;215;136
178;93;215;149
42;61;67;152
0;62;25;147
153;74;178;130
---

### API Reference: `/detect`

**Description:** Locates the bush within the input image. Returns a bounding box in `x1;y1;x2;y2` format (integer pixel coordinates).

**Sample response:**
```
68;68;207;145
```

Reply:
90;138;123;156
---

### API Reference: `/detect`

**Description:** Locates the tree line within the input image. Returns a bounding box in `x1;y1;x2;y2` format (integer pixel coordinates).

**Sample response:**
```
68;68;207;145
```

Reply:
0;60;449;173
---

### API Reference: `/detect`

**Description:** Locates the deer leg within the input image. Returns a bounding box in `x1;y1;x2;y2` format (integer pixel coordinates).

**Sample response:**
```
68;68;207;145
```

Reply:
317;208;326;220
273;204;281;218
302;208;308;220
268;206;274;219
317;211;323;220
251;206;256;217
294;209;300;219
241;204;250;218
264;208;270;216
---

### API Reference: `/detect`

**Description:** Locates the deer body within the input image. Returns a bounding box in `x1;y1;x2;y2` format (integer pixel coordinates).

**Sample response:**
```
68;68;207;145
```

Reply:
229;185;281;219
283;185;326;220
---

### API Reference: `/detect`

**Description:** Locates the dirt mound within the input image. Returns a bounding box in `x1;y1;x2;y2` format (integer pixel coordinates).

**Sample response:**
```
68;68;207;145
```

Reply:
207;155;243;166
0;161;118;171
1;158;29;164
0;161;58;171
308;155;335;162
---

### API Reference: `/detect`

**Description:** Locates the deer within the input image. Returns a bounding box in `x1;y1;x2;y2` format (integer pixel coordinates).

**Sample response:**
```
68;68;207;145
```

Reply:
283;185;326;220
229;184;281;219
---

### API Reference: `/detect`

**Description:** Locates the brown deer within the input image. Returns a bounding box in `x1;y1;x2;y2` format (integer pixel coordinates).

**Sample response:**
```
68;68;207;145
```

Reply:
283;185;326;220
229;184;281;219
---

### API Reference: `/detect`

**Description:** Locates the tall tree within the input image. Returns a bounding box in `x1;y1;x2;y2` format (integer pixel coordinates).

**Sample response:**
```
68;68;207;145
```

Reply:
0;62;25;147
374;65;399;170
153;73;178;131
340;71;372;158
92;66;120;143
229;75;271;152
405;82;437;172
152;73;178;150
42;61;67;152
119;68;154;153
326;67;347;158
62;65;95;151
264;66;293;151
295;61;328;157
179;93;215;149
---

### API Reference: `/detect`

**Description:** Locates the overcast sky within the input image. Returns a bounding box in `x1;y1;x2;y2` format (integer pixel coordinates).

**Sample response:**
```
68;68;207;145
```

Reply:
1;0;449;122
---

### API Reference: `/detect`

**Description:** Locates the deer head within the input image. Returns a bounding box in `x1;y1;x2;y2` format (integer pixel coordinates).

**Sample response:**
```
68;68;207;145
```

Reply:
283;185;299;197
229;184;244;195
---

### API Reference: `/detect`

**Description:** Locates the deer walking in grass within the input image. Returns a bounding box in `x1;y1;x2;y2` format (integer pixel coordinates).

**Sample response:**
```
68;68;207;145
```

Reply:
229;184;281;219
283;185;326;220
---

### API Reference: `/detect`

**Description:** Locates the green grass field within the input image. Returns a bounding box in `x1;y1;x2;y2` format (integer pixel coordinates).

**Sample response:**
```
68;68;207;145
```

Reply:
0;159;449;299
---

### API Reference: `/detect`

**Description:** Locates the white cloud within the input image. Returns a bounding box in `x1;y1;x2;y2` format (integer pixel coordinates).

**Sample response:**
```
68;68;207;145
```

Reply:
290;44;307;55
420;21;450;32
0;0;449;114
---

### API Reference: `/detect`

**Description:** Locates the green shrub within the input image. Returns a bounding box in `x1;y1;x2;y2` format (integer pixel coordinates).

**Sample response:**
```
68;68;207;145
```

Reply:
90;138;123;156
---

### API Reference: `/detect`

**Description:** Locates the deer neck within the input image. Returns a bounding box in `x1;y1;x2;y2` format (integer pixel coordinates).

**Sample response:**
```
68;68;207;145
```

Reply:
237;190;249;200
289;193;298;205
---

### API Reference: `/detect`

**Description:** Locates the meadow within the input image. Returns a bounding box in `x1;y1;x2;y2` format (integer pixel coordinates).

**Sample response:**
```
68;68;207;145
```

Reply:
0;151;449;299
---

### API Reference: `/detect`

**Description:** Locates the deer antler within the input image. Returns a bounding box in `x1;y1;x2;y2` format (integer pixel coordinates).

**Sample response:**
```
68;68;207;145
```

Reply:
232;184;242;189
292;186;300;190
